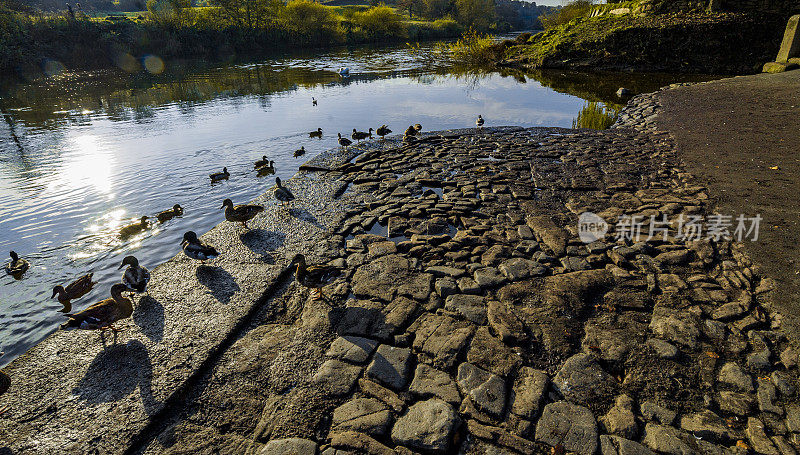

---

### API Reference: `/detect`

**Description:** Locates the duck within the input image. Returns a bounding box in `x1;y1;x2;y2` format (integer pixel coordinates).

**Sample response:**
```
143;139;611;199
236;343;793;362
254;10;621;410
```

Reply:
210;167;230;182
404;125;418;137
156;204;183;223
119;216;149;238
338;67;350;77
338;133;352;149
290;254;341;300
294;146;306;158
118;255;150;295
312;97;318;106
60;283;133;341
256;161;275;176
476;115;484;129
254;156;270;169
414;123;422;133
376;125;392;140
181;231;219;262
309;128;322;138
274;177;296;206
352;128;372;143
52;273;97;313
221;198;264;229
4;251;29;278
0;352;9;413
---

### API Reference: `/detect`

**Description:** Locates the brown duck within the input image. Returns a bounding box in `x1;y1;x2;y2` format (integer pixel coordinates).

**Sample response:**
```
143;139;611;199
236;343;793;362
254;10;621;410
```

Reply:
119;216;149;238
52;273;97;313
60;283;133;340
290;254;341;300
221;198;264;229
156;204;183;222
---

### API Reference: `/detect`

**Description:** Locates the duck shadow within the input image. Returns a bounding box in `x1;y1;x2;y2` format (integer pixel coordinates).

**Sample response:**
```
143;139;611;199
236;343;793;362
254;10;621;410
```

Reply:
74;339;158;415
239;229;285;264
133;296;165;343
196;265;240;304
289;208;323;229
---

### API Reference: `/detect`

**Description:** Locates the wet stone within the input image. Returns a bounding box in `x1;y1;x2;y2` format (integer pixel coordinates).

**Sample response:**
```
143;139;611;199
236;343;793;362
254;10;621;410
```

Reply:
535;401;598;455
366;345;413;391
510;367;548;419
434;277;457;299
411;313;475;369
327;336;379;364
552;353;617;406
444;294;488;324
468;374;507;418
391;399;458;453
473;267;507;288
312;360;362;396
331;398;393;437
457;277;481;294
487;300;526;343
498;258;546;281
409;364;461;405
466;326;522;377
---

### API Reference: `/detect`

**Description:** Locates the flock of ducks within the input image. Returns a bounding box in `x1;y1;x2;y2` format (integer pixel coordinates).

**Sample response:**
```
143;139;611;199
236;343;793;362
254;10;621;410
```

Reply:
0;109;488;404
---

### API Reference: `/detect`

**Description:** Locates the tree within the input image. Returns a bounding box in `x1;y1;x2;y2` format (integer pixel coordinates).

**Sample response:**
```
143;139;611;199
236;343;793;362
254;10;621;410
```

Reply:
210;0;281;31
421;0;452;19
396;0;422;18
455;0;495;30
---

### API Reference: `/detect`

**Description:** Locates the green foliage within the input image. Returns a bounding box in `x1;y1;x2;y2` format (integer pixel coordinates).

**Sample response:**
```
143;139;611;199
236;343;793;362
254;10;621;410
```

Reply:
147;0;191;26
351;4;404;40
539;0;593;30
454;0;494;30
571;101;618;129
280;0;337;41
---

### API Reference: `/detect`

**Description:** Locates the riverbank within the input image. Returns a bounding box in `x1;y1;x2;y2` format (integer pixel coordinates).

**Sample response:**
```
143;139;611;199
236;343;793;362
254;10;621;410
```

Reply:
498;12;788;74
2;96;799;453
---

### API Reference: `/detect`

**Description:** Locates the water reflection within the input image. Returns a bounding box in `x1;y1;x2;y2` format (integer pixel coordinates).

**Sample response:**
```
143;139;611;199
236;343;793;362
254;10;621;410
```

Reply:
0;40;718;366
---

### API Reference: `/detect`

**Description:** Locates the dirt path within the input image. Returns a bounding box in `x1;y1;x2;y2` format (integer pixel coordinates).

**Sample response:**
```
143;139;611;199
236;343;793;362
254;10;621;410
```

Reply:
654;70;800;343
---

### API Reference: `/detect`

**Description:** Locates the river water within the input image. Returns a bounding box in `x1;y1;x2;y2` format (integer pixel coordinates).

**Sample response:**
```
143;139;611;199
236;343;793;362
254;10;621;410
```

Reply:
0;39;716;366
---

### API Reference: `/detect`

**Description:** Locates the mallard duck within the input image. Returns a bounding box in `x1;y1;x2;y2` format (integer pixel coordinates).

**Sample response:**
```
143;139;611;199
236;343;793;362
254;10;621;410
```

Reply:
254;156;270;169
156;204;183;223
119;216;149;238
60;283;133;340
5;251;29;278
294;146;306;158
414;123;422;133
52;273;97;313
309;128;322;138
181;231;219;262
312;97;318;106
352;128;372;143
376;125;391;140
338;133;352;149
221;198;264;229
274;177;295;206
118;255;150;294
290;254;341;300
0;352;8;414
257;161;275;176
476;115;484;129
404;125;418;137
210;167;230;182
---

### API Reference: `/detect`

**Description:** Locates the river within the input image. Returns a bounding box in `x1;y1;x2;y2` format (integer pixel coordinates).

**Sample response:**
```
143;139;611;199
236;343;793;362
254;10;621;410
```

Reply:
0;39;717;366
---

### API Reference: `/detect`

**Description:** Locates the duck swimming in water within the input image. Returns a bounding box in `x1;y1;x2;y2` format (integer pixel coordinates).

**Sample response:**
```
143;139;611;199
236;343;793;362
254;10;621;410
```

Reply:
157;204;183;223
52;273;97;313
254;156;270;169
119;216;149;238
210;167;230;182
118;255;150;295
290;254;341;300
5;251;29;278
61;283;133;342
294;146;306;158
221;198;264;230
257;160;275;176
181;231;219;262
309;128;322;138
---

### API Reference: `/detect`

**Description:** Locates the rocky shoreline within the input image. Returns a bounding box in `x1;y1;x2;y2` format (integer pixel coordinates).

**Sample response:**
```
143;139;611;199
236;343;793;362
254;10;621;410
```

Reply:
2;92;800;454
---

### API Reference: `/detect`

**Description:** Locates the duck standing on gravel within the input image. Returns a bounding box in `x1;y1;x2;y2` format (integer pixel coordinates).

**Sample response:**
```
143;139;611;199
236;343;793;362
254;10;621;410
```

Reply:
181;231;219;262
119;216;149;238
157;204;183;223
404;125;418;137
118;255;150;296
274;177;296;207
338;133;352;149
254;156;270;169
60;283;133;341
376;125;391;140
352;128;371;143
294;146;306;158
476;115;484;129
210;167;230;182
52;273;97;313
290;254;341;301
0;352;9;415
221;198;264;230
5;251;29;278
309;128;322;138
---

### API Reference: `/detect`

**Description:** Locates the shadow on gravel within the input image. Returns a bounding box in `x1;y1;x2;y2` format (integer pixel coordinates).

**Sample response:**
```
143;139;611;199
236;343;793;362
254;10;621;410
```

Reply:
239;229;284;264
74;340;158;415
133;296;165;343
289;208;323;229
196;265;240;304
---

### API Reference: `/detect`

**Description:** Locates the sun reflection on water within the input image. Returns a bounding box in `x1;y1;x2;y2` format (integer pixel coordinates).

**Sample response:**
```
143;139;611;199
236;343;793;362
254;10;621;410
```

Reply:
49;134;114;196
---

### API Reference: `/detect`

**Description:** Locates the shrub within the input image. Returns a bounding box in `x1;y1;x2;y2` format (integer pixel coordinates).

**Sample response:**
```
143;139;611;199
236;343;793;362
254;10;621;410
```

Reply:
281;0;336;37
539;0;593;30
447;28;501;67
352;4;404;41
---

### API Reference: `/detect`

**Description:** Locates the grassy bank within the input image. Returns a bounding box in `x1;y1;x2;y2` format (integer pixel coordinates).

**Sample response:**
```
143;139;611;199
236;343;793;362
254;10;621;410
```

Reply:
499;11;787;74
0;3;463;77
